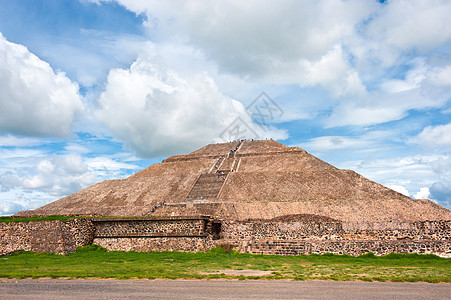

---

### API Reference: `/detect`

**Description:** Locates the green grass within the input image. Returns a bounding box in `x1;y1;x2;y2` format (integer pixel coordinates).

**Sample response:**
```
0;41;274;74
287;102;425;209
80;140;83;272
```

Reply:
0;245;449;282
0;215;167;223
0;215;82;223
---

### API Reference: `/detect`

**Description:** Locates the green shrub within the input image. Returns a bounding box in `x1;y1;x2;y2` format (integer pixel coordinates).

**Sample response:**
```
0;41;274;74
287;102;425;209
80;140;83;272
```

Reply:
0;215;80;223
358;252;376;259
75;244;108;253
216;243;236;253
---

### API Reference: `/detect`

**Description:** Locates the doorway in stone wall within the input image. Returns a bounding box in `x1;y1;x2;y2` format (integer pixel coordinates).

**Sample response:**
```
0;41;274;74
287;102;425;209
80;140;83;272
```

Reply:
211;222;221;240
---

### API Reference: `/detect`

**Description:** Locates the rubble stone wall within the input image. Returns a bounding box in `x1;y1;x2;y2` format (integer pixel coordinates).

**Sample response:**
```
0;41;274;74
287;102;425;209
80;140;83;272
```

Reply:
237;239;450;256
91;217;215;252
220;220;451;241
219;220;451;257
93;237;217;252
1;217;449;256
0;219;94;255
93;218;208;238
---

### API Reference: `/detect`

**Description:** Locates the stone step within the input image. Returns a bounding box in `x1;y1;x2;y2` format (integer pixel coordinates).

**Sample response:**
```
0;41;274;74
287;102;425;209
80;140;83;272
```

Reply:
185;173;226;201
218;158;235;172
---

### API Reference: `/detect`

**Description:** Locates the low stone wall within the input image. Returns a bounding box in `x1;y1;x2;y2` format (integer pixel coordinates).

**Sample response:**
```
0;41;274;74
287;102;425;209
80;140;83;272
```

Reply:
91;216;219;252
342;221;450;241
238;239;450;257
1;216;449;256
221;220;343;240
0;219;94;255
94;237;217;252
220;220;451;241
217;219;451;257
92;216;210;238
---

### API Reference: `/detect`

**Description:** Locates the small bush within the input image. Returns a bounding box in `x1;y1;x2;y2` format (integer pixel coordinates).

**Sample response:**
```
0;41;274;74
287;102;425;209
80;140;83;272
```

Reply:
0;215;80;223
207;247;226;254
9;250;30;256
75;244;107;253
217;243;236;253
321;253;336;257
358;252;376;259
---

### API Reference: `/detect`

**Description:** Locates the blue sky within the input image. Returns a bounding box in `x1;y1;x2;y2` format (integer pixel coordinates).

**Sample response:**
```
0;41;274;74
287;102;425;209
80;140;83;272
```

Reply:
0;0;450;215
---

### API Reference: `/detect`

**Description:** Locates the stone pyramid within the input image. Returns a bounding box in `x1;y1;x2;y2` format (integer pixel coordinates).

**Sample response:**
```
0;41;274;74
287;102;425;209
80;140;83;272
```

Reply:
17;140;451;222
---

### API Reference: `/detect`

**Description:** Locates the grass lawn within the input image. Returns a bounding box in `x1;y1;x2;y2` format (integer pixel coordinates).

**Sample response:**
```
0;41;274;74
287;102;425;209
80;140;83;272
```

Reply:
0;215;82;223
0;245;449;282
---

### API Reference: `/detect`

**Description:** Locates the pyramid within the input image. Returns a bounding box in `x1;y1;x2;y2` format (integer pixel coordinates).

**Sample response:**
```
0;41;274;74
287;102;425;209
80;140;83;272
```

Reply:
16;140;451;222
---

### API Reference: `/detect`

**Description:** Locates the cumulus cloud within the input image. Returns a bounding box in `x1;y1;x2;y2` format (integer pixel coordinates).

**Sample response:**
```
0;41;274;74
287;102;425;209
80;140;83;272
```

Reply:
429;181;451;208
416;123;451;147
40;30;148;88
0;171;22;191
21;154;97;196
326;57;451;127
0;135;44;147
337;153;451;206
1;152;141;198
0;33;83;137
96;45;287;158
387;185;410;197
414;187;430;199
326;86;449;127
365;0;451;62
95;0;374;98
301;135;372;152
431;155;451;174
0;202;25;216
96;0;451;128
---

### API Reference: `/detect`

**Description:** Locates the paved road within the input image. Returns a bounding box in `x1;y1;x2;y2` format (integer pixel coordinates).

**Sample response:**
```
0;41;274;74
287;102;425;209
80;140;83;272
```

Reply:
1;279;449;299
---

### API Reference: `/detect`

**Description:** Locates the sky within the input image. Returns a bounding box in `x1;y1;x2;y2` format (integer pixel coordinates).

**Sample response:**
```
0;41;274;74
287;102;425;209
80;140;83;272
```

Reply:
0;0;450;215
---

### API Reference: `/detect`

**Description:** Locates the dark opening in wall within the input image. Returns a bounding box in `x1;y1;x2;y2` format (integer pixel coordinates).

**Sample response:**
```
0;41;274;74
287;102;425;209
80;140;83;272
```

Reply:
212;222;221;240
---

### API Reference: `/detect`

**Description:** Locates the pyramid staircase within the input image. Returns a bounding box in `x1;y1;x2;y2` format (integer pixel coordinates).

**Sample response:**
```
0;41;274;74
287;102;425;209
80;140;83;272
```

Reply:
185;173;228;201
146;141;244;215
185;141;245;202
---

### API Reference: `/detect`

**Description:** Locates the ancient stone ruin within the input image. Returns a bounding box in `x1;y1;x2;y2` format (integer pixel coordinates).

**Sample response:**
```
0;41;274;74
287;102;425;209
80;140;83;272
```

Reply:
2;140;450;256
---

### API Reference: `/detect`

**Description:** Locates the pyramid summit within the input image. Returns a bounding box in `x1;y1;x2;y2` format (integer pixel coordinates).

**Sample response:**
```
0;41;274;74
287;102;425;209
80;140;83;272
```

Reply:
16;139;451;222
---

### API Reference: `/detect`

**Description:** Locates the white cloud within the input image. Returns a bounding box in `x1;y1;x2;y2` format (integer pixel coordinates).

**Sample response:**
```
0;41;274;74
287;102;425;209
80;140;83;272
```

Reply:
326;86;447;127
0;33;83;138
299;130;403;160
431;155;451;174
426;65;451;87
0;189;54;216
0;135;44;147
327;57;451;127
0;202;25;216
39;30;148;87
96;45;287;158
414;187;430;199
417;123;451;147
86;157;140;171
301;135;371;152
99;0;374;97
366;0;451;55
21;154;96;196
429;181;451;208
0;151;141;201
64;143;91;154
380;59;427;93
335;153;451;208
92;0;451;127
387;185;410;197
